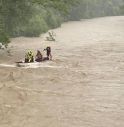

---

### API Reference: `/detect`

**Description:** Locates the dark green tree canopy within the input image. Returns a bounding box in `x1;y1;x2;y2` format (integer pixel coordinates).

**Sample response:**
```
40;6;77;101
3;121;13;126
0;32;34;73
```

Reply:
0;0;123;45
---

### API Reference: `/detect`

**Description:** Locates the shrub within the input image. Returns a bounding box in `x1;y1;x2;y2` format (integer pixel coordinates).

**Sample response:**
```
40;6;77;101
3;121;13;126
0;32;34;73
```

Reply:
45;9;63;29
0;32;10;47
23;15;48;37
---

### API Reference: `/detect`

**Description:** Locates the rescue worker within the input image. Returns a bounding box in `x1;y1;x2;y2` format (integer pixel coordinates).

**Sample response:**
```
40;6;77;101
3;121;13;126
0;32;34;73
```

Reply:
43;46;52;60
35;50;43;62
25;50;34;63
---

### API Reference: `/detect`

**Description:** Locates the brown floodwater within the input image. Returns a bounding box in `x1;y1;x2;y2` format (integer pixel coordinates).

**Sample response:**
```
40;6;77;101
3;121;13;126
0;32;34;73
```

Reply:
0;16;124;127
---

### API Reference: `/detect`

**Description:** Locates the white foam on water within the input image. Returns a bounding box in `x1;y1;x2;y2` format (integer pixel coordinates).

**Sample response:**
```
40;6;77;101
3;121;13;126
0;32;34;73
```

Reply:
0;64;16;68
15;61;68;69
24;64;66;69
0;63;67;69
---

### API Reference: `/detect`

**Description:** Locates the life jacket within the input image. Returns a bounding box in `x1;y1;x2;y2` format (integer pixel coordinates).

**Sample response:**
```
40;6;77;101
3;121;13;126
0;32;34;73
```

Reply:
25;50;34;62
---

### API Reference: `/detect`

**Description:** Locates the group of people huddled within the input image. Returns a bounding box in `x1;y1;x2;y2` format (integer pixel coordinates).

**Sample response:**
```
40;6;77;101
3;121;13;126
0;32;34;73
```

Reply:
25;46;52;63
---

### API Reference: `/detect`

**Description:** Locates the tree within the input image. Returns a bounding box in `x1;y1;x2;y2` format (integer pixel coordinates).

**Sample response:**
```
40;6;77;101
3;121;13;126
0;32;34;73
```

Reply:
0;0;123;44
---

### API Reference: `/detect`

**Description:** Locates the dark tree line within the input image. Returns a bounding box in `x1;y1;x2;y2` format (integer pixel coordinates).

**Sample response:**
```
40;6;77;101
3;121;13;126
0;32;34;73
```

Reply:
0;0;123;45
120;0;124;14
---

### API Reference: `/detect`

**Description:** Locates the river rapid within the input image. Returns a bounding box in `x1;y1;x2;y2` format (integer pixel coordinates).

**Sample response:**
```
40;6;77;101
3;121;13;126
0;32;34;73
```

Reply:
0;16;124;127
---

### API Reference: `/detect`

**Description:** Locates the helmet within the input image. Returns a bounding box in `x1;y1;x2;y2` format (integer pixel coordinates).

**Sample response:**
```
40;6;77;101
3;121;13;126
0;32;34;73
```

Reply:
28;50;33;55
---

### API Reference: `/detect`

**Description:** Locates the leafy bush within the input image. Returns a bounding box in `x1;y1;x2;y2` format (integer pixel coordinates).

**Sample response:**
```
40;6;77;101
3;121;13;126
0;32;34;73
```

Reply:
45;9;63;29
0;32;10;47
23;15;48;37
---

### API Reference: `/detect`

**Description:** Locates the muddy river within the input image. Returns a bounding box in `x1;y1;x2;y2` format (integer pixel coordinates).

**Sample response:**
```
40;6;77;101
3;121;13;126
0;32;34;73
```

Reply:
0;16;124;127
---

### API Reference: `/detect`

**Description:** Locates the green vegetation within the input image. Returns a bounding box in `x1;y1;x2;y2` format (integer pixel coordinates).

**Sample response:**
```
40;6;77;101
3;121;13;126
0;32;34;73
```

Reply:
0;32;10;47
0;0;123;45
69;0;123;20
120;0;124;14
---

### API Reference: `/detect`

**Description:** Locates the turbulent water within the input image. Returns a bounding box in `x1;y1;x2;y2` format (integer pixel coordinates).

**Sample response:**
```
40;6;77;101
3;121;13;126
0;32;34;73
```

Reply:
0;16;124;127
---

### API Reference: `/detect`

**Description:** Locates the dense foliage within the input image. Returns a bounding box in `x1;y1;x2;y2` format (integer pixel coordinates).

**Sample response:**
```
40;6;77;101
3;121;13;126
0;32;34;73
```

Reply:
69;0;123;20
0;0;123;45
120;0;124;14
